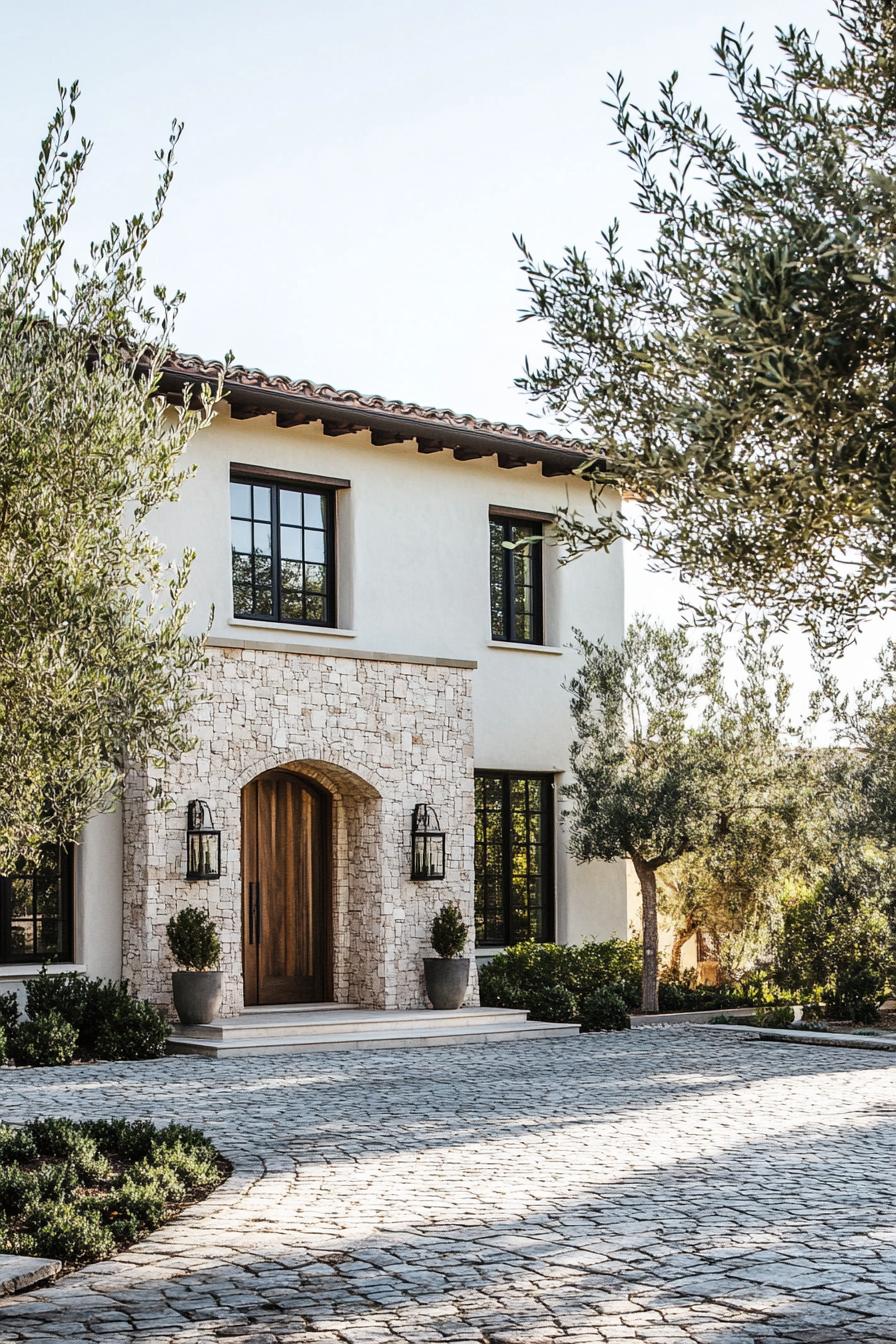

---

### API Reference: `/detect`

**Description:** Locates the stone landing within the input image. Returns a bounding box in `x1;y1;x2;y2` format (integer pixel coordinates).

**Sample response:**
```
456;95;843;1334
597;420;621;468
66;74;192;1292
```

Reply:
167;1003;579;1057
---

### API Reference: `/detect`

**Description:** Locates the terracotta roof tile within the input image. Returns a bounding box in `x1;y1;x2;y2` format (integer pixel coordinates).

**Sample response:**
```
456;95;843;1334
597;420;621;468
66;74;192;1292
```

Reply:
162;351;592;465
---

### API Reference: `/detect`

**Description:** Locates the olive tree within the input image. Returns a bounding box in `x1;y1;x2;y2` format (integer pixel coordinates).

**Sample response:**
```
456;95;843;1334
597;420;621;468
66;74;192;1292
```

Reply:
565;618;819;1010
837;641;896;849
0;84;219;868
518;1;896;650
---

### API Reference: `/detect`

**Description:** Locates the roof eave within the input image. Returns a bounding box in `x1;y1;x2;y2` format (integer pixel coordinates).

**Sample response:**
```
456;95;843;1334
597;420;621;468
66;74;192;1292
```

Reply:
159;367;595;478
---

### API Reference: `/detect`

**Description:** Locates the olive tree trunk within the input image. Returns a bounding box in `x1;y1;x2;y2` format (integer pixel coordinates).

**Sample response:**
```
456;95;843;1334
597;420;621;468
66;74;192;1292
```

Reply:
632;856;659;1013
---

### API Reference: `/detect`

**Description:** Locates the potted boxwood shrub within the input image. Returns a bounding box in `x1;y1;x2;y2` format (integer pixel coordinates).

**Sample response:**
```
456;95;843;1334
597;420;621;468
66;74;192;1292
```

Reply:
166;906;223;1025
424;902;470;1010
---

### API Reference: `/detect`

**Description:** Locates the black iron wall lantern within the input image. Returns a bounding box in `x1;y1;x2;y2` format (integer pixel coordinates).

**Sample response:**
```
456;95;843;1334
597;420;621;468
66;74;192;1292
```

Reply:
186;800;221;881
410;804;446;881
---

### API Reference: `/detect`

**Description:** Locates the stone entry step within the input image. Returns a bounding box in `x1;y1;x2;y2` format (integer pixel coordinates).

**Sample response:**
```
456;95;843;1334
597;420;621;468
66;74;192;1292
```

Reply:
167;1004;579;1057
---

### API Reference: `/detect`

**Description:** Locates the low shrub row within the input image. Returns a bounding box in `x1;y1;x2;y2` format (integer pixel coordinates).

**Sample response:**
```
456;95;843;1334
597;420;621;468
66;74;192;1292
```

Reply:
0;1117;223;1266
478;939;779;1029
709;1007;797;1028
0;972;169;1067
655;969;776;1014
478;940;640;1030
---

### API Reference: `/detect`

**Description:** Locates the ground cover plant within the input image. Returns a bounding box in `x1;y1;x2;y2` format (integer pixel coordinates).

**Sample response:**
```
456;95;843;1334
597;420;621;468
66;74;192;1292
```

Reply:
707;1007;896;1037
0;971;168;1067
0;1117;225;1268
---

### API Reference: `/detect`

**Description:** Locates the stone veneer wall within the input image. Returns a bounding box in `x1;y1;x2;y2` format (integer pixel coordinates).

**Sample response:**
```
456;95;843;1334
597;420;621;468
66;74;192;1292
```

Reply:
122;642;477;1018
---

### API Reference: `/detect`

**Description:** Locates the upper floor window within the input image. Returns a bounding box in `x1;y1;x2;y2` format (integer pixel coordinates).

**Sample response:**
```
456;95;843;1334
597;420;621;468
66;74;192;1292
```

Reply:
1;844;73;964
489;514;543;644
230;475;335;627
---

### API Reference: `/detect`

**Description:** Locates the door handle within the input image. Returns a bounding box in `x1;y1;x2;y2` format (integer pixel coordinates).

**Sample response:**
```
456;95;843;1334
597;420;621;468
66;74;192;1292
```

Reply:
254;882;261;943
248;881;256;945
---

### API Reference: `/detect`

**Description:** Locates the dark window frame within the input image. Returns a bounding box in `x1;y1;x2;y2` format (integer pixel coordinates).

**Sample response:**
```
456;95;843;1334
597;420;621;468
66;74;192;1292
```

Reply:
0;845;74;965
474;770;555;948
230;472;337;628
489;514;544;645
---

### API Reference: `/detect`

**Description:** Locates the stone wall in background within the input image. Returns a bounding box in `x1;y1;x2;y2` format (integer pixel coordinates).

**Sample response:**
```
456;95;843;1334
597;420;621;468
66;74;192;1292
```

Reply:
122;641;477;1018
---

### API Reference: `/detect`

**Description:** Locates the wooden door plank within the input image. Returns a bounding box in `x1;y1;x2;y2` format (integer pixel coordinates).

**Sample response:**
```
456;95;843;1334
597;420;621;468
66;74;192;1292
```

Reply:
248;771;328;1006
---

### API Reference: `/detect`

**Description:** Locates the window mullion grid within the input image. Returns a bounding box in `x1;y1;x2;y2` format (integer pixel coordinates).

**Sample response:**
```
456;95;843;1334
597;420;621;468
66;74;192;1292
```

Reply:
502;774;512;943
503;522;515;642
533;534;543;645
272;486;283;623
326;494;335;627
246;490;256;614
297;489;306;625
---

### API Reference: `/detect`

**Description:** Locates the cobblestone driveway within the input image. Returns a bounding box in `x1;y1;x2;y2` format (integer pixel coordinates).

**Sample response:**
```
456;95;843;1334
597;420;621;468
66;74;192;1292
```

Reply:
1;1028;896;1344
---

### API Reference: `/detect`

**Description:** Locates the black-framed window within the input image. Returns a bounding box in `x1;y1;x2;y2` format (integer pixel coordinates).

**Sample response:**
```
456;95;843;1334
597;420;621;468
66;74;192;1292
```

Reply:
489;515;543;644
474;771;554;947
0;845;73;964
230;476;335;627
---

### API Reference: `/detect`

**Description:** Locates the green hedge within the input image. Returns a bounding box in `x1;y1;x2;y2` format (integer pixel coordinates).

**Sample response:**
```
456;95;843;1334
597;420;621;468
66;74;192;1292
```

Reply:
0;1117;223;1266
1;972;169;1067
478;939;776;1027
478;939;641;1028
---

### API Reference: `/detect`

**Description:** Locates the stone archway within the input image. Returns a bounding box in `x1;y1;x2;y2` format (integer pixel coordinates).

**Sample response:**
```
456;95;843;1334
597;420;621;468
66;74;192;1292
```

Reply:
122;642;477;1018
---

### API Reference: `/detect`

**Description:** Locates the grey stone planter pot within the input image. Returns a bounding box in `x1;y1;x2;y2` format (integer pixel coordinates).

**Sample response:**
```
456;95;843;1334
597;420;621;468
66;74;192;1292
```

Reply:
171;971;224;1026
424;957;469;1010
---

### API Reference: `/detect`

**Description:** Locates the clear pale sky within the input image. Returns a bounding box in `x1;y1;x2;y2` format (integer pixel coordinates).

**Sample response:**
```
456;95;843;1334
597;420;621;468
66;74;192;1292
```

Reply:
2;0;888;702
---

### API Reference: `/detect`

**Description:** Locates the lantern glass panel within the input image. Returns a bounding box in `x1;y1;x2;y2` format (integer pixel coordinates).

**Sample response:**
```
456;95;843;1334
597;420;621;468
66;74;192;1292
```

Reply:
428;834;446;880
187;829;220;881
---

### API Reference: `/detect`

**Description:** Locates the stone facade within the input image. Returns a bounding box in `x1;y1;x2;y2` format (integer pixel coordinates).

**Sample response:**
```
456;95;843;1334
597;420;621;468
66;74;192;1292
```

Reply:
122;641;477;1017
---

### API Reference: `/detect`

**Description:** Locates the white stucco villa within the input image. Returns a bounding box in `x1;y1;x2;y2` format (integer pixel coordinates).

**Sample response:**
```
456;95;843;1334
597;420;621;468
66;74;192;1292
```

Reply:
2;354;634;1023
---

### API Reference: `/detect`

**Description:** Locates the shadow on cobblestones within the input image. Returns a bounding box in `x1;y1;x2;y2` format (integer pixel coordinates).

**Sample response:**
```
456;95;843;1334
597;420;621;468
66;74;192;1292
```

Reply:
0;1032;895;1343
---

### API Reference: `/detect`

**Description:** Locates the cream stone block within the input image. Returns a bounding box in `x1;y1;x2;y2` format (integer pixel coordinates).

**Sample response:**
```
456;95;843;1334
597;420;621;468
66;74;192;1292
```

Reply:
122;645;477;1017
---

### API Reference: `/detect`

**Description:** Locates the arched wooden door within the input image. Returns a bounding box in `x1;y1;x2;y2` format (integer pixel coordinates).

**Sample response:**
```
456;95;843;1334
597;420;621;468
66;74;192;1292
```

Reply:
241;772;330;1005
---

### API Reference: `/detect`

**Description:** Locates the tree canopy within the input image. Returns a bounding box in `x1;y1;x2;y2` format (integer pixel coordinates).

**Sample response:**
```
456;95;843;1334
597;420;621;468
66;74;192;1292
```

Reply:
518;1;896;649
565;617;822;1009
0;84;218;868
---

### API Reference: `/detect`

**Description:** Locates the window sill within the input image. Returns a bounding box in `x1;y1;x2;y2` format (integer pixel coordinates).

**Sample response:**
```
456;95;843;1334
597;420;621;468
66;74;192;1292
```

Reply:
487;640;563;655
228;619;357;639
0;963;85;981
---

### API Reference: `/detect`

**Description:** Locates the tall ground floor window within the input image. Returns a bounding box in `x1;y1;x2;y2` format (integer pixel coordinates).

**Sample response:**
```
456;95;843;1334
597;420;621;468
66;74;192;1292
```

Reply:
474;771;555;947
0;845;73;964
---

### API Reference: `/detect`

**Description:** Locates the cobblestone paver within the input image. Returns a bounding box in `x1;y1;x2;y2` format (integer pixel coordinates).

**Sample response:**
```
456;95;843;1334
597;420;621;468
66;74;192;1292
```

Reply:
1;1028;896;1343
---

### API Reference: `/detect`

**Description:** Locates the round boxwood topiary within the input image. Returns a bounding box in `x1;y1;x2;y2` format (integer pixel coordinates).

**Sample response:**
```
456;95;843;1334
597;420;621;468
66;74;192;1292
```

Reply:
579;986;631;1032
430;903;468;958
166;906;221;971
